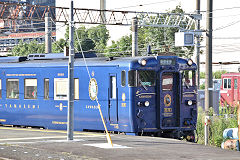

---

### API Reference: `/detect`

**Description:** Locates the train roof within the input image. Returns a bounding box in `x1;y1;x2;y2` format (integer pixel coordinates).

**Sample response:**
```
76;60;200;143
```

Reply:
221;72;240;77
0;53;196;69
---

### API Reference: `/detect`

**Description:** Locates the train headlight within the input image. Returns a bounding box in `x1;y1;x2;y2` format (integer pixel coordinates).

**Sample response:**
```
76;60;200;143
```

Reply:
187;59;193;66
144;101;150;107
139;59;147;66
187;100;193;106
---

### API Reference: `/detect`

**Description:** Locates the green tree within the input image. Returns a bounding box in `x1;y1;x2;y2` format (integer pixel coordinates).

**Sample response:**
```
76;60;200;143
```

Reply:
52;38;67;53
213;70;227;79
105;35;132;57
65;25;109;52
105;5;194;57
87;25;110;51
12;40;44;56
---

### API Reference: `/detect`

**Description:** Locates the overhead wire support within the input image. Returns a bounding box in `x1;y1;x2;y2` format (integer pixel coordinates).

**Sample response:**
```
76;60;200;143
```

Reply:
0;2;201;31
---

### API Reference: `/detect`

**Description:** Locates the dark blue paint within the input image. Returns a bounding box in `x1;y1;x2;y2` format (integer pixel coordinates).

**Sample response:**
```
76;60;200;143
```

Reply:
0;55;197;136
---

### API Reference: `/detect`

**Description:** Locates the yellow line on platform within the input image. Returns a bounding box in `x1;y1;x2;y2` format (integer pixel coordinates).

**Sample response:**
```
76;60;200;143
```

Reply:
0;135;104;142
0;127;103;136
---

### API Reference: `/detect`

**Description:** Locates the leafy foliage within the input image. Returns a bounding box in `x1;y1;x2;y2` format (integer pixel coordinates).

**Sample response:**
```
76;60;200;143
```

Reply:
52;38;66;53
105;5;194;58
12;40;44;56
65;25;109;52
11;24;110;56
197;107;238;147
213;70;227;79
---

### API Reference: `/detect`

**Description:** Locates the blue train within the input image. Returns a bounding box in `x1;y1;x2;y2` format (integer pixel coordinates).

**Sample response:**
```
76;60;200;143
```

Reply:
0;53;197;140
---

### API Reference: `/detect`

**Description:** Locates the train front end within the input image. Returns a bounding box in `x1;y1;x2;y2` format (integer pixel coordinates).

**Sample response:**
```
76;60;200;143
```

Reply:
131;56;197;140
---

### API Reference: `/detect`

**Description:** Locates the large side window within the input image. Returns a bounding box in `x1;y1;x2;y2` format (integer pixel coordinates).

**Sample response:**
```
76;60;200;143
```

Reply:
44;79;49;100
7;79;19;99
24;79;37;99
54;78;68;100
74;78;79;100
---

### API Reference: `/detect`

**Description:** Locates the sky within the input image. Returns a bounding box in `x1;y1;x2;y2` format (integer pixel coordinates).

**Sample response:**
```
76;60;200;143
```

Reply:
56;0;240;72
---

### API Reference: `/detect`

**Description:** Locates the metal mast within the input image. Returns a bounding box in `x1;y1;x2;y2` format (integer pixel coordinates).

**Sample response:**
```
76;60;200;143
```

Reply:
67;0;74;141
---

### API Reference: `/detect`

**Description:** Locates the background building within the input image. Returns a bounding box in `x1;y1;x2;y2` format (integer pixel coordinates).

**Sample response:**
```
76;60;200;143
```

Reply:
0;0;55;55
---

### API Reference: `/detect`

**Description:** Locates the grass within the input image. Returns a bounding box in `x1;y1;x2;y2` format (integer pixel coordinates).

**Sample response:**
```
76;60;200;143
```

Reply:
197;106;238;147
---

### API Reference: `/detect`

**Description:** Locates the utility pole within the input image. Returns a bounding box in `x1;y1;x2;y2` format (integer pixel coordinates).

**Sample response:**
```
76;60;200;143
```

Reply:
45;12;52;53
205;0;213;145
195;0;200;89
100;0;106;23
67;0;74;141
132;17;138;57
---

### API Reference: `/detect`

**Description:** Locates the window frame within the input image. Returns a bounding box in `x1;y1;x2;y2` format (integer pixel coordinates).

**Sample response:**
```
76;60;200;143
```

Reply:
74;78;79;100
24;78;38;99
121;70;126;87
44;78;49;100
54;78;68;100
6;78;19;99
223;78;232;89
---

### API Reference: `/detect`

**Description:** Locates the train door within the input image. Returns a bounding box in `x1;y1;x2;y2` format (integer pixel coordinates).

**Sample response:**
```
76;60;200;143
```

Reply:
234;77;238;104
108;74;118;124
160;72;180;128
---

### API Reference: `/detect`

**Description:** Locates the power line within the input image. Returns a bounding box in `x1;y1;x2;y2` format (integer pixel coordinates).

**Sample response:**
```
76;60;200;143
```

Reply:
113;0;177;10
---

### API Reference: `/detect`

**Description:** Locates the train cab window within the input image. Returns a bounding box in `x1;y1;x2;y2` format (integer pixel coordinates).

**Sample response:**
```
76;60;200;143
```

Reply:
121;71;126;87
182;70;195;87
128;70;156;87
223;78;231;89
162;73;173;91
54;78;68;100
7;79;19;99
128;70;137;87
74;78;79;100
24;79;37;99
44;79;49;100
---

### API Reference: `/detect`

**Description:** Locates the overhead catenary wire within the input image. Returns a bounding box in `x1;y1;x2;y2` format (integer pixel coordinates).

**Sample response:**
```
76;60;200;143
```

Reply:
113;0;177;10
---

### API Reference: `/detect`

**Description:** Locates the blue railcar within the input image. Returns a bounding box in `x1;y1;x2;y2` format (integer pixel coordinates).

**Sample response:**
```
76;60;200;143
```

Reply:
0;53;197;140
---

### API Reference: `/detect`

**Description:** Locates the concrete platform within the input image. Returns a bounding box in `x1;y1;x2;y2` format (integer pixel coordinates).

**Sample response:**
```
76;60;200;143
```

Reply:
0;126;239;160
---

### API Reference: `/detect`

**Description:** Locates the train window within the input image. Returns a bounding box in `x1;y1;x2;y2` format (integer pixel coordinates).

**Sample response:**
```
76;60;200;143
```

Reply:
228;79;232;89
234;79;237;89
223;78;232;89
7;79;19;99
138;70;156;87
162;73;173;91
24;79;37;99
121;71;126;87
182;70;195;87
223;79;227;89
44;79;49;100
54;78;68;100
110;76;117;99
0;79;2;99
128;70;156;87
128;70;137;87
74;78;79;100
